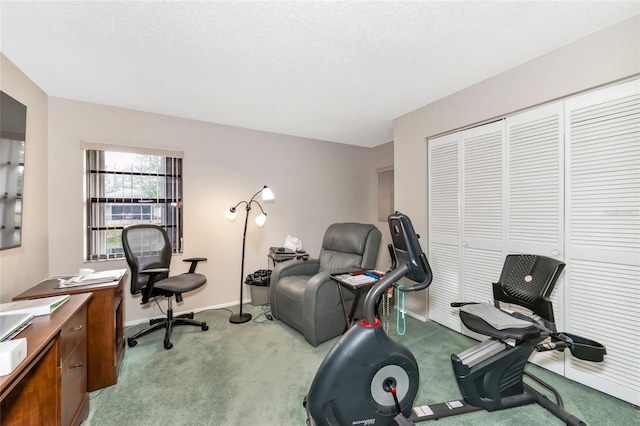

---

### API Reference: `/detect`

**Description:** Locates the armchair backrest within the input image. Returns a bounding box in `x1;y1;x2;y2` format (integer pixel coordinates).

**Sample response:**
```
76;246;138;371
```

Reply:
122;224;172;295
318;223;382;272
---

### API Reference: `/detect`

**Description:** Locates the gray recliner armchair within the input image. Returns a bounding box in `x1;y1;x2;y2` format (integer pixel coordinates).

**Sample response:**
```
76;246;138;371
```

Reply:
269;223;382;346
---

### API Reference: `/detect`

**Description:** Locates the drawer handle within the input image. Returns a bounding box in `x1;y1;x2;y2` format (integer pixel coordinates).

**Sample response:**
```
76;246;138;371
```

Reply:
72;362;83;368
72;325;83;332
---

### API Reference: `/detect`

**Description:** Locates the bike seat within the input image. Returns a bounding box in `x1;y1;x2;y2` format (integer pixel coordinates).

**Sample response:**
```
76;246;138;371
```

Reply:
459;304;541;341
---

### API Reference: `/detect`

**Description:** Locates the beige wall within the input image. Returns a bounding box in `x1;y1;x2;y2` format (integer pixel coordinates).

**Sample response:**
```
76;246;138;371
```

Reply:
394;15;640;318
47;98;383;324
0;54;49;302
369;141;394;269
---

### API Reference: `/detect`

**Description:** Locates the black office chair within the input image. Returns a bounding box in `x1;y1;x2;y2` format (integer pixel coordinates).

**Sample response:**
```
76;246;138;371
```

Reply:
122;224;209;350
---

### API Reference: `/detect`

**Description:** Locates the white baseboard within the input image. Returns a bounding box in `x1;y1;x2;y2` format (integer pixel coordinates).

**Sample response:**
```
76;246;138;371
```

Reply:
404;309;428;322
124;298;252;328
387;307;428;323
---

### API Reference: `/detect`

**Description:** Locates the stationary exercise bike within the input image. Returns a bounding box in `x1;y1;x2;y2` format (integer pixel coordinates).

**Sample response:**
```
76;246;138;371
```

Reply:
304;212;606;426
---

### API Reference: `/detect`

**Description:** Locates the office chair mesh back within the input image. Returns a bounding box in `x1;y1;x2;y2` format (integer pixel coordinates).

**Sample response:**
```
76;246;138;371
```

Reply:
492;254;565;323
122;225;172;295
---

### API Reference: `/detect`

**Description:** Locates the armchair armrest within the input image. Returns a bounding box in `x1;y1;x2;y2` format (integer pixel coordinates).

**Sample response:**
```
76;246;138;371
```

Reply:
302;266;364;346
271;258;321;285
270;259;321;317
183;257;207;273
140;267;170;304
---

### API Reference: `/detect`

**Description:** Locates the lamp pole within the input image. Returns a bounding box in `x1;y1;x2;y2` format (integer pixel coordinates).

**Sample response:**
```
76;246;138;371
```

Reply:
229;201;253;324
227;186;274;324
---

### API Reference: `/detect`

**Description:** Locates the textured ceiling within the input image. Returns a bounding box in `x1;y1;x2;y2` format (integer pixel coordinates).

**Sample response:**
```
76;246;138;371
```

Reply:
1;1;638;147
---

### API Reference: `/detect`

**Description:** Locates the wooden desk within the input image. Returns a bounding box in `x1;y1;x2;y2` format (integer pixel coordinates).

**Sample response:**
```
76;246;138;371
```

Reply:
0;294;91;426
14;274;125;391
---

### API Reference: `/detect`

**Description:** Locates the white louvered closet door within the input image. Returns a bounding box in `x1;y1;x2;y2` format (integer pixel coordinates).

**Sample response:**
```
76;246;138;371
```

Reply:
428;133;461;331
428;122;506;335
460;122;505;328
505;102;565;374
565;80;640;405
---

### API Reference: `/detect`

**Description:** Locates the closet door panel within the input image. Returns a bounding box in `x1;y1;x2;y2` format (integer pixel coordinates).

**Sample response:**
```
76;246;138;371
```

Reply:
428;122;505;334
565;79;640;405
428;133;461;331
429;242;461;331
459;121;505;337
429;134;460;246
459;247;503;341
506;103;564;258
462;247;503;303
505;103;565;373
461;122;504;252
566;259;639;402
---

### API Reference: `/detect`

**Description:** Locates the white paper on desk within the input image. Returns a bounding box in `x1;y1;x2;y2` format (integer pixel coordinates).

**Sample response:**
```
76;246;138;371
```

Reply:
284;235;302;252
0;295;70;317
343;275;377;285
59;269;126;287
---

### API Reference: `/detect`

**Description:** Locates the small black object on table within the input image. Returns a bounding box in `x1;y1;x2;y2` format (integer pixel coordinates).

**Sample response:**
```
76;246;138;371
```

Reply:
268;247;309;267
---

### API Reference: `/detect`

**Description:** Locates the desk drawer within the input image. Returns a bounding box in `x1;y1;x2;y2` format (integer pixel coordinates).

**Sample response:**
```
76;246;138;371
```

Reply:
61;334;88;426
60;305;87;363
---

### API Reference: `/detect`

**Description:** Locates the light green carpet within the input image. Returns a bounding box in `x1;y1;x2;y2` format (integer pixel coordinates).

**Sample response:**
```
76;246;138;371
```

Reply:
85;304;638;426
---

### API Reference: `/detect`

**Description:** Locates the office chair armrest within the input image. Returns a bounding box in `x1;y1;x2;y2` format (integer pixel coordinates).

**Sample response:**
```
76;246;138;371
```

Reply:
183;257;208;273
140;268;170;304
141;268;170;275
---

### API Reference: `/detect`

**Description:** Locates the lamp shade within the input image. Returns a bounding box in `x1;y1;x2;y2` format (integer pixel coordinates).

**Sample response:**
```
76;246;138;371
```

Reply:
261;186;275;201
255;213;267;227
225;208;238;220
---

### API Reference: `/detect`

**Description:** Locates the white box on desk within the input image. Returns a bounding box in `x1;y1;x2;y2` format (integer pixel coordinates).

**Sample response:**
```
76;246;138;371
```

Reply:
0;338;27;376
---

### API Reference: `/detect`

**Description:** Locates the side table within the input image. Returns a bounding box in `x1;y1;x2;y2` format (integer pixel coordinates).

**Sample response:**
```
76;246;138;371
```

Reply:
268;250;308;267
330;272;381;332
13;274;126;391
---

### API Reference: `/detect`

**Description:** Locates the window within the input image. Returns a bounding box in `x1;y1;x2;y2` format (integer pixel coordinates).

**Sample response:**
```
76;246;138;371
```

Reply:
84;143;183;261
377;166;394;221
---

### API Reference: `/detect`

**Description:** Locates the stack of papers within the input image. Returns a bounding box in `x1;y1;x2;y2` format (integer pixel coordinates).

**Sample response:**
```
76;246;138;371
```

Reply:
334;274;378;285
57;269;126;288
0;295;70;317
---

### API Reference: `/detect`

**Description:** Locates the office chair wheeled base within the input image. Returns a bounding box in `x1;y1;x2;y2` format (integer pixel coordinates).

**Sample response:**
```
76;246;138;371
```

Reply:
127;296;209;350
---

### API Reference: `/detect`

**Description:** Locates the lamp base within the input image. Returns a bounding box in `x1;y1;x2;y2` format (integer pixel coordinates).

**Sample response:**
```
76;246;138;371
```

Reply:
229;313;252;324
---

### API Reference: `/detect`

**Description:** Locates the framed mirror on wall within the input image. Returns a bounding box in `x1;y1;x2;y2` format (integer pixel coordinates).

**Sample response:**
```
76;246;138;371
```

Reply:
0;91;27;250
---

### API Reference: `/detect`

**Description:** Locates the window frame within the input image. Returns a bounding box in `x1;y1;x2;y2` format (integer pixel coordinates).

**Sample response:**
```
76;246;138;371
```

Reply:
84;144;184;261
377;166;394;222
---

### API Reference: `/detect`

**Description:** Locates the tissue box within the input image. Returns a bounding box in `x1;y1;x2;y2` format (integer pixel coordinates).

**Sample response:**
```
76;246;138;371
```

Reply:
0;338;27;376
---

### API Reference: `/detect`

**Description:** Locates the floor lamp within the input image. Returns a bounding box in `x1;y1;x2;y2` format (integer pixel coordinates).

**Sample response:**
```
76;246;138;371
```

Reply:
225;185;275;324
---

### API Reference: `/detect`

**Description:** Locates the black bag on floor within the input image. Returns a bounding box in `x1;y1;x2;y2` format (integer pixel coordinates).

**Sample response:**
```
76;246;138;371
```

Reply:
245;269;272;286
